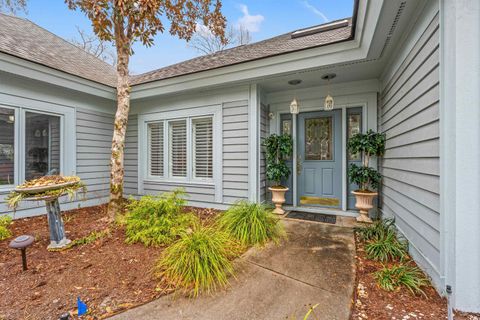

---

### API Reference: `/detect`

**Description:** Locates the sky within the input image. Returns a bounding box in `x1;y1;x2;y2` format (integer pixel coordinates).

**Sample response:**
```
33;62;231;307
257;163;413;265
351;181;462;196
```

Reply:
16;0;354;75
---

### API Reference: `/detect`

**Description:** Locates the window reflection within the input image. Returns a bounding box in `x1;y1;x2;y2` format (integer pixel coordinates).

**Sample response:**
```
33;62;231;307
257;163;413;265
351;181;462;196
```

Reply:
282;119;291;136
25;112;61;180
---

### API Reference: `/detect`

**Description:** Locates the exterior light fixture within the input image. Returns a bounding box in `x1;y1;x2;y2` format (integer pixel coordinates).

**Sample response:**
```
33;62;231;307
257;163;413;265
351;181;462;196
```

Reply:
324;94;334;110
290;98;299;115
288;79;302;114
321;73;336;110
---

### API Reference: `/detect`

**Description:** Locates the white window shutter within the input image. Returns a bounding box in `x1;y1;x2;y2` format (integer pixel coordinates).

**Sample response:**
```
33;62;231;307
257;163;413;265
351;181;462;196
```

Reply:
148;122;164;176
169;120;187;177
193;117;213;179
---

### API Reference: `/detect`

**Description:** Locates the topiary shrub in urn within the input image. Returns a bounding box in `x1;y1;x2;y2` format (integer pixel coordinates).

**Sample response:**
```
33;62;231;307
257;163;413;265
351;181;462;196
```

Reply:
262;134;293;214
347;129;386;223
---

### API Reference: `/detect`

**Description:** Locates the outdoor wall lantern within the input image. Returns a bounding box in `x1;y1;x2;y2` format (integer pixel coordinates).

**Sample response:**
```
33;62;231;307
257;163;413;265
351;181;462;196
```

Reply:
321;73;336;110
288;79;302;114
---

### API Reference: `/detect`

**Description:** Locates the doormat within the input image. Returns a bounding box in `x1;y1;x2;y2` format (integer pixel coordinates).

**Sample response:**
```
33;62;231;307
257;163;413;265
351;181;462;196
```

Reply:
286;211;337;224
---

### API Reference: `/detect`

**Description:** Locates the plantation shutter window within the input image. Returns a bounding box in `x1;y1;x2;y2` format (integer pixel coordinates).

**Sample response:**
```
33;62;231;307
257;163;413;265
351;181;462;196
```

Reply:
169;119;187;177
193;117;213;179
148;122;164;176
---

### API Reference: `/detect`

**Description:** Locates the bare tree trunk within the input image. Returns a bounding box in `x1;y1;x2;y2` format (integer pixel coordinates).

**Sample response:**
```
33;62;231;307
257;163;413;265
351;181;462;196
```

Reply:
107;41;130;220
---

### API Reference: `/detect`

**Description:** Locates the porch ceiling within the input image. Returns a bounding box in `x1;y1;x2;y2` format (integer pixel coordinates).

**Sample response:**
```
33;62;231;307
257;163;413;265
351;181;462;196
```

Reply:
257;60;382;93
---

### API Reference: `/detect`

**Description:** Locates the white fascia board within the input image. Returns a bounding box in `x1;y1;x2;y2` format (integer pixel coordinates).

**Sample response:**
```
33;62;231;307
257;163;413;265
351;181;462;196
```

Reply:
0;53;116;100
131;0;383;100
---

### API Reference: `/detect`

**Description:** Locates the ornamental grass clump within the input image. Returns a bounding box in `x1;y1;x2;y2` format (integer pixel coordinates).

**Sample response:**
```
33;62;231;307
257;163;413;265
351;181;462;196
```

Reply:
217;201;286;246
124;189;197;246
0;216;12;241
357;218;408;262
155;225;241;297
374;263;429;296
356;218;395;242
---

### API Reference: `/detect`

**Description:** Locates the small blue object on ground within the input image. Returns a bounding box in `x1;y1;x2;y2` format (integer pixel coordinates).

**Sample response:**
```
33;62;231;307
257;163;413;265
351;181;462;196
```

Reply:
77;297;88;316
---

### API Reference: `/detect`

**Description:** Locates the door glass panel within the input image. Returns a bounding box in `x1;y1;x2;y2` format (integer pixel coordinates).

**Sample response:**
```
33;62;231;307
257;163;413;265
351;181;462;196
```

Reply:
25;112;61;180
0;107;15;185
282;119;291;135
305;117;332;160
348;113;361;161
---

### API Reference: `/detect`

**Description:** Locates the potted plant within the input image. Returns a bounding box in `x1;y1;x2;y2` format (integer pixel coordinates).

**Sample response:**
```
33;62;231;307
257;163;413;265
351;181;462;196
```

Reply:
262;133;293;214
347;129;386;223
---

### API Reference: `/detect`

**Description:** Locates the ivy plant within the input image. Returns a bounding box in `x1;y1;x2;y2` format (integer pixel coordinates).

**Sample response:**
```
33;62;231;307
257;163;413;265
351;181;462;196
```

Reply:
347;129;386;191
262;134;293;188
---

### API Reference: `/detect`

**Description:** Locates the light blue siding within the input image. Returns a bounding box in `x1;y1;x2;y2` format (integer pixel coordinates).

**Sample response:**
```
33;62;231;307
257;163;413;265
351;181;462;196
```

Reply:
379;10;440;286
76;108;113;201
0;72;115;218
222;100;249;204
124;97;250;208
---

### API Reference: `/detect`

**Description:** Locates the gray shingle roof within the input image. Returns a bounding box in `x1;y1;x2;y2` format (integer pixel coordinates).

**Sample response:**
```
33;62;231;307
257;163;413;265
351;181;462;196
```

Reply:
0;13;352;88
131;19;352;85
0;13;117;86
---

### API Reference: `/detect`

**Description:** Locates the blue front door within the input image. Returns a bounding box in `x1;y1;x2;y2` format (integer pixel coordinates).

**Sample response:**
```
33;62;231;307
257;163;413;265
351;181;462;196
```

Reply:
297;110;342;208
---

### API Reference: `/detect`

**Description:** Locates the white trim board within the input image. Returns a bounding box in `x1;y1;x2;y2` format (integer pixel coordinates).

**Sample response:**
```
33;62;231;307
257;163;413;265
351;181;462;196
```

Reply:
0;53;115;99
248;84;259;202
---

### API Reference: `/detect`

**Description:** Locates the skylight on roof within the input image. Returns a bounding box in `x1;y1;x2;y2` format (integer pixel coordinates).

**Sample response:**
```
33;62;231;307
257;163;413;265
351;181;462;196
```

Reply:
291;19;350;39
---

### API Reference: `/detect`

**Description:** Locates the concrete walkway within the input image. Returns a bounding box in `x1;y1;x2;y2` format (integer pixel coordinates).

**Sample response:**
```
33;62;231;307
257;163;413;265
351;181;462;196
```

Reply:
112;219;356;320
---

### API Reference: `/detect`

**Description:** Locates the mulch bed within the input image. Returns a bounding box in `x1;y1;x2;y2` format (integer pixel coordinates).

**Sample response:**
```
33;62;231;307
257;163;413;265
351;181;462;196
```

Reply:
351;233;448;320
0;204;221;320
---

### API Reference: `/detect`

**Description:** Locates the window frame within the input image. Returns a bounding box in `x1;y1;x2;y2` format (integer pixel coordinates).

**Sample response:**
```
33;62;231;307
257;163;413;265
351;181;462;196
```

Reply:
191;116;214;180
24;110;63;181
0;105;19;191
140;105;221;187
0;103;74;193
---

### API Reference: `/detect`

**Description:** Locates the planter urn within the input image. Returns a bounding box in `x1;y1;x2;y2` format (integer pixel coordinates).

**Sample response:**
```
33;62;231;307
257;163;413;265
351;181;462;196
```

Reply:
269;186;289;215
352;190;378;223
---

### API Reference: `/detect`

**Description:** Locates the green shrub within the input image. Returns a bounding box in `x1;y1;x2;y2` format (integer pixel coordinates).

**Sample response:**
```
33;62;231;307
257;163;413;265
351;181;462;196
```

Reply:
262;134;293;187
347;129;385;191
217;201;286;246
364;231;407;262
355;218;395;241
356;218;408;262
124;189;197;246
0;216;12;241
348;164;382;191
374;264;429;295
155;225;241;297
